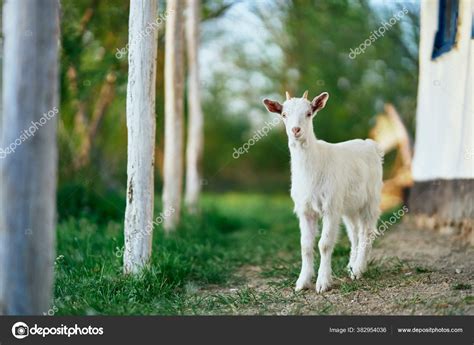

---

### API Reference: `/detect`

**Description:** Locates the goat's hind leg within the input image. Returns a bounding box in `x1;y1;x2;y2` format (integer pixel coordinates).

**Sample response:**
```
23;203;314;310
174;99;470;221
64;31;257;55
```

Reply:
295;211;318;291
352;215;377;279
342;216;359;280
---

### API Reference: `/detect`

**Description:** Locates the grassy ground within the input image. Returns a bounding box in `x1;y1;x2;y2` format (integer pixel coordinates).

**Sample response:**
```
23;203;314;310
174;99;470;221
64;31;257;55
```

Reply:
54;193;473;315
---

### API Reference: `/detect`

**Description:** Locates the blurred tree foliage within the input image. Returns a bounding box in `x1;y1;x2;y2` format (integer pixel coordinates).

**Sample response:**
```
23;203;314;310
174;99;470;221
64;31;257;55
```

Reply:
58;0;236;217
281;0;418;143
206;0;419;191
60;0;130;186
57;0;419;219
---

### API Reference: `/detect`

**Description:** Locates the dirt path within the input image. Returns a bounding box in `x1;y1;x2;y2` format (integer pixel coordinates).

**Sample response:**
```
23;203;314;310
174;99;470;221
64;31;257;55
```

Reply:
194;225;473;315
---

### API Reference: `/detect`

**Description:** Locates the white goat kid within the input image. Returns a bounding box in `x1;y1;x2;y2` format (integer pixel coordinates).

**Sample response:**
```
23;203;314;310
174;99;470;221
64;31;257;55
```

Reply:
263;90;383;293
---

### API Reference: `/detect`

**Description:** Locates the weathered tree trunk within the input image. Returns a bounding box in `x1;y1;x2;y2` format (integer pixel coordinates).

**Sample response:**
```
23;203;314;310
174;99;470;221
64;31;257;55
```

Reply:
163;0;185;231
123;0;158;274
184;0;204;212
0;0;59;314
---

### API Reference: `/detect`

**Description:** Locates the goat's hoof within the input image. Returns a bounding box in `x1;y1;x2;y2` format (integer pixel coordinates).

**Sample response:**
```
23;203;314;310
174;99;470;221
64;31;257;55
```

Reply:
348;265;358;280
350;266;364;280
295;277;312;292
315;276;332;293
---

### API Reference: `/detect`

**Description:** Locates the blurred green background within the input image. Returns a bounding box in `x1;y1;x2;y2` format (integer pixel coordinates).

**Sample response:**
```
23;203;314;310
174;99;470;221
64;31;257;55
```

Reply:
57;0;419;221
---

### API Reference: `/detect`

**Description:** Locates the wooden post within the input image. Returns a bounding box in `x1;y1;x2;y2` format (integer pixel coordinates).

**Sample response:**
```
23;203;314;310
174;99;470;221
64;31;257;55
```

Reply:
0;0;59;314
184;0;204;212
163;0;185;231
123;0;158;274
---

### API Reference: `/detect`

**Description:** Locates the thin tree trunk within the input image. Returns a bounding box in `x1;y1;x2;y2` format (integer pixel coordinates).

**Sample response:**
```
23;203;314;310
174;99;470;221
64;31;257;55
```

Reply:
123;0;158;274
0;0;59;314
184;0;204;212
163;0;185;231
73;72;116;170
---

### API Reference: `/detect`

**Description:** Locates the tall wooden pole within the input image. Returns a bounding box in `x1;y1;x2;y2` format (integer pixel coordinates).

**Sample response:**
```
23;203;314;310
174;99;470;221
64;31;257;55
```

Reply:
123;0;158;274
0;0;60;314
163;0;185;231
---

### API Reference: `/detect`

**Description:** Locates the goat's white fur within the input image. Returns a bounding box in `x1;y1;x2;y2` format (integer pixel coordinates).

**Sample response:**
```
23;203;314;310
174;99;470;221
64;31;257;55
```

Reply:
263;91;383;293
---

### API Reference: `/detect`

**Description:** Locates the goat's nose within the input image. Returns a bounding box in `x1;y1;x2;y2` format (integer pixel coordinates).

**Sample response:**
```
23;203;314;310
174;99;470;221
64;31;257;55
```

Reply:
292;127;301;135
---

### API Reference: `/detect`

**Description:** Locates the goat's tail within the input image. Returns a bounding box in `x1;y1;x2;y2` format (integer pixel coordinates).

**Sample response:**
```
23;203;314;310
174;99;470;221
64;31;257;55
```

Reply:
375;142;385;164
365;139;384;163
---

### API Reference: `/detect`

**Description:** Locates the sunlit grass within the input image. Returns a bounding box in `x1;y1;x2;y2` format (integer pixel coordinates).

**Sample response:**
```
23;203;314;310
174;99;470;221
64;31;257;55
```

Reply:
54;193;450;315
55;193;298;315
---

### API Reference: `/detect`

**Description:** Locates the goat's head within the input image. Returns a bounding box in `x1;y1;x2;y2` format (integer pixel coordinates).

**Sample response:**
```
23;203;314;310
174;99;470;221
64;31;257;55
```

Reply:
263;90;329;142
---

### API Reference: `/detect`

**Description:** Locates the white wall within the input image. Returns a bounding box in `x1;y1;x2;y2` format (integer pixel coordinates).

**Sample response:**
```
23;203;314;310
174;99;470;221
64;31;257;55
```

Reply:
412;0;473;181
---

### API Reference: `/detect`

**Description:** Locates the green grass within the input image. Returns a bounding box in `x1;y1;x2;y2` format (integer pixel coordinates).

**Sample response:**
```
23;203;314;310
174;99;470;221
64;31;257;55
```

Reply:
53;194;469;315
55;193;361;315
452;283;472;291
55;193;302;314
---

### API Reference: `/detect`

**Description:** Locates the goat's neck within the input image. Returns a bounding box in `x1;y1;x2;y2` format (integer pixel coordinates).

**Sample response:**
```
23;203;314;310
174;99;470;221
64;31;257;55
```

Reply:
289;132;320;190
289;132;318;161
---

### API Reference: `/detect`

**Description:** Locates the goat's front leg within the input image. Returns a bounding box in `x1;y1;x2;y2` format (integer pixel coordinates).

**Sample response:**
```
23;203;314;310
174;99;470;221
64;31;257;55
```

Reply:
295;212;318;291
316;214;339;293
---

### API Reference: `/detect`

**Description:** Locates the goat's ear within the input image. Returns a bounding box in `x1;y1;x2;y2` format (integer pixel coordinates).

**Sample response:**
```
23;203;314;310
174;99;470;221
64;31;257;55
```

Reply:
263;99;283;114
311;92;329;113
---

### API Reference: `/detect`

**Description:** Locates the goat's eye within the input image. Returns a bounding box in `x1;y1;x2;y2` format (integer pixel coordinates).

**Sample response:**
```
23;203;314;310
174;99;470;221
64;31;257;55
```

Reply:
282;113;287;118
306;111;312;117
